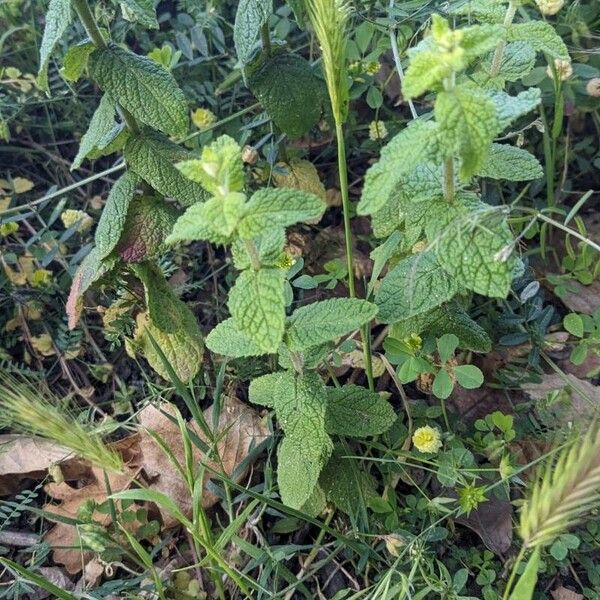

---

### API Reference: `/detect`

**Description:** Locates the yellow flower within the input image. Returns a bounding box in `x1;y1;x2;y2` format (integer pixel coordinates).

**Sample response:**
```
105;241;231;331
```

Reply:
0;221;18;236
535;0;564;16
369;120;388;141
60;209;93;232
365;61;381;75
547;59;572;81
191;107;217;129
30;268;53;288
412;425;443;454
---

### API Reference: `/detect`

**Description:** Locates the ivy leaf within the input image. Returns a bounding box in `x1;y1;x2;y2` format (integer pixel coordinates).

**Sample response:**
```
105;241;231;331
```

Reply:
436;87;498;180
95;171;139;259
124;131;206;207
507;22;569;60
119;0;158;29
285;298;378;351
228;268;287;353
237;188;325;239
325;385;396;437
61;40;95;82
427;203;514;298
72;94;116;170
483;42;536;82
37;0;73;92
477;144;543;181
248;53;325;138
490;88;541;132
234;0;272;66
89;44;188;136
206;318;267;358
375;252;459;323
454;364;484;389
115;195;180;263
357;120;438;215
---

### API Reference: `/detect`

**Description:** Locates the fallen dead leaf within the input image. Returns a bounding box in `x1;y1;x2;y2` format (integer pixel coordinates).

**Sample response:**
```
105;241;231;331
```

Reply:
558;278;600;315
30;567;74;600
139;395;269;527
551;586;584;600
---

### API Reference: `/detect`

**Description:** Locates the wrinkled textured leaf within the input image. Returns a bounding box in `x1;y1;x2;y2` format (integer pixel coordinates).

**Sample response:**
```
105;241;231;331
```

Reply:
38;0;73;92
483;41;536;82
375;252;459;323
61;40;95;82
125;131;205;206
89;44;188;136
95;171;139;259
228;268;287;353
325;385;395;437
72;94;116;170
206;318;266;358
166;203;231;246
119;0;158;29
234;0;272;66
477;143;543;181
272;159;326;200
285;298;378;351
237;187;325;239
508;22;569;59
248;53;325;138
231;229;286;269
490;88;541;131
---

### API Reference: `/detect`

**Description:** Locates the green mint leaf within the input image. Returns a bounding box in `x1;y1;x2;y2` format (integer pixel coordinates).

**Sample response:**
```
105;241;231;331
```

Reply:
237;188;325;239
72;94;116;170
285;298;378;351
176;135;244;197
61;39;95;82
369;231;402;292
563;313;584;338
437;333;459;364
490;88;541;131
277;343;332;371
166;204;231;246
37;0;73;92
124;130;206;207
234;0;272;66
448;0;505;24
403;39;456;99
231;229;286;270
325;385;396;437
507;22;569;60
357;120;438;215
477;143;543;181
375;252;459;323
427;203;514;298
435;87;498;180
89;44;188;136
454;364;484;389
248;53;325;139
95;171;139;259
206;318;267;358
119;0;159;29
116;195;180;263
248;371;283;408
483;41;536;82
460;24;504;60
87;123;129;159
432;368;454;400
191;193;246;238
228;268;287;353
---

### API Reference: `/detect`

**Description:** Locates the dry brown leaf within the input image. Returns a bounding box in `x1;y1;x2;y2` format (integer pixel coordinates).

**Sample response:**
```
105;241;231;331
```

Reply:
139;395;269;527
558;278;600;315
551;586;584;600
30;567;74;600
0;435;87;496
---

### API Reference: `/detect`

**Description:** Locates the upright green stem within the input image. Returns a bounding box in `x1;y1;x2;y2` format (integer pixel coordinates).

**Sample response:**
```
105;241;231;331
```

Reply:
260;22;272;56
502;546;527;600
443;157;455;202
72;0;139;134
490;1;518;77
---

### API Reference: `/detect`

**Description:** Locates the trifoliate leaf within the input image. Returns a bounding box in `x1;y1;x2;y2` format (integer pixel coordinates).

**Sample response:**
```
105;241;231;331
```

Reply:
119;0;158;29
228;268;287;353
237;188;325;239
248;53;325;138
234;0;272;66
389;302;492;353
116;195;180;263
477;143;543;181
482;42;536;82
72;94;116;170
435;87;498;180
37;0;73;92
285;298;378;351
176;135;244;197
490;88;541;131
89;44;188;136
131;304;204;384
426;203;514;298
507;22;569;60
375;252;459;323
231;229;286;270
325;385;396;437
272;159;326;201
95;171;139;259
206;318;266;358
357;120;438;215
124;130;206;207
61;40;95;82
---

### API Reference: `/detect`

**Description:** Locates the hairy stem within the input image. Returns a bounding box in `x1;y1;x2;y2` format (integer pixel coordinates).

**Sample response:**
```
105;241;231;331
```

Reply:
443;157;455;202
260;22;272;56
490;1;518;77
244;239;261;270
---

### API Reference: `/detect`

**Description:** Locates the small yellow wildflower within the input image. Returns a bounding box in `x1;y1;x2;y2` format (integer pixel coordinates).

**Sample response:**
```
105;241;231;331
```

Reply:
365;61;381;75
535;0;564;16
60;209;93;232
276;253;295;270
586;78;600;98
369;120;388;141
412;425;443;454
0;221;18;237
191;107;217;129
404;333;422;353
547;58;572;81
30;269;53;288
